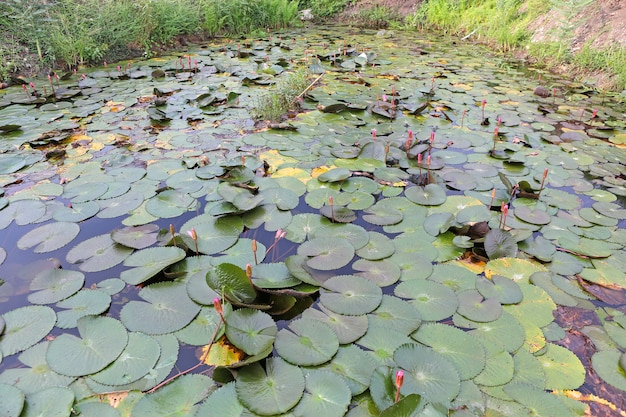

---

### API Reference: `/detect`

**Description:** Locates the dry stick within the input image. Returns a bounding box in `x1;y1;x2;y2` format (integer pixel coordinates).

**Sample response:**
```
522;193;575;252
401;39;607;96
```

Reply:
295;72;325;102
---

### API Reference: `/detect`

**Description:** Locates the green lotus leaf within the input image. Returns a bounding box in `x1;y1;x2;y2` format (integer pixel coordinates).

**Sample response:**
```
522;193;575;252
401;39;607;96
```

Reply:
216;238;266;269
206;262;257;304
166;170;204;193
73;401;120;417
120;246;186;285
0;383;24;417
176;305;227;346
483;228;517;260
546;251;584;276
342;176;380;193
503;383;572;417
293;370;351;417
504;283;556;328
484;257;547;283
513;206;551;225
0;155;27;174
301;303;368;344
405;184;447;206
27;268;84;305
511;348;546;389
369;365;400;412
423;212;455;236
362;202;403;226
180;215;243;255
20;386;74;417
90;331;161;385
321;344;376;396
243;204;292;231
320;275;382;315
305;188;341;210
55;289;111;328
428;264;477;293
47;315;128;377
0;247;5;266
579;260;626;288
335;157;386;172
97;191;145;219
235;357;304;415
91;278;123;296
318;167;352;183
320;204;357;223
412;322;486;380
217;182;264;211
194;382;243;417
0;305;56;356
62;181;108;203
368;295;421;335
395;279;458;322
66;233;133;273
579;207;619;227
592;350;626;391
145;189;196;218
530;271;578;307
17;222;80;253
472;340;514;387
394;343;461;405
355;231;395;260
456;289;503;322
444;171;477;191
536;343;585;390
455;204;491;225
225;308;276;356
285;213;328;243
519;235;556;262
0;342;74;394
298;237;355;270
52;201;100;222
111;224;160;249
310;222;369;251
120;281;201;334
379;394;424;417
260;187;299;210
475;275;523;305
0;199;47;229
558;235;615;258
133;374;215;417
275;318;338;366
454;311;525;353
353;258;401;287
250;262;300;289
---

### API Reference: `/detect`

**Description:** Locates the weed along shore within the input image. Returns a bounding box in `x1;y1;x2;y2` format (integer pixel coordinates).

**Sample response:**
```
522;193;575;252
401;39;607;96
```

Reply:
1;1;626;417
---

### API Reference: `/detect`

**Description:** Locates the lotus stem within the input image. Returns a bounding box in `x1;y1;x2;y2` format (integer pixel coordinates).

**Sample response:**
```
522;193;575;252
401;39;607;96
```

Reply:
491;125;499;153
394;370;404;403
22;84;31;102
246;263;253;285
481;99;486;125
265;228;287;256
538;168;548;197
371;129;376;140
329;196;335;222
499;203;509;229
461;109;467;128
553;87;557;105
417;153;423;183
429;130;435;155
47;74;56;98
252;239;258;265
427;154;431;184
405;130;413;158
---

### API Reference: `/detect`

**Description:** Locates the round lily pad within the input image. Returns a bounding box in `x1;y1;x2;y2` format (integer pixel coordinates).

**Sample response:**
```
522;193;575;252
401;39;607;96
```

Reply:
456;289;503;322
225;308;277;356
111;224;160;249
17;222;80;253
353;258;401;287
132;374;214;417
475;275;523;305
321;344;376;395
405;184;447;206
193;383;244;417
592;350;626;391
503;383;572;417
455;311;525;353
320;275;382;315
513;206;551;225
395;279;459;322
394;342;461;405
52;201;100;222
301;303;368;344
275;318;339;366
20;386;74;417
180;215;243;255
484;229;518;260
120;281;201;334
66;233;133;272
592;201;626;220
120;246;186;285
206;262;257;305
536;343;585;390
412;322;486;380
355;231;395;260
0;305;56;356
0;384;24;417
293;370;351;417
235;357;304;416
298;237;355;271
47;315;128;377
28;268;85;304
55;289;111;329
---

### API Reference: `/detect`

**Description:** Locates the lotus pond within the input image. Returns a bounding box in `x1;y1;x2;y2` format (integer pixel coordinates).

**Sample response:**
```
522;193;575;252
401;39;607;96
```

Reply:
1;25;626;417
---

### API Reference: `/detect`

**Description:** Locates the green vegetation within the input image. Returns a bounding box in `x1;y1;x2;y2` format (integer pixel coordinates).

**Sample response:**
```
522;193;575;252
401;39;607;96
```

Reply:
0;0;300;77
406;0;626;90
299;0;354;18
255;68;312;121
353;5;401;29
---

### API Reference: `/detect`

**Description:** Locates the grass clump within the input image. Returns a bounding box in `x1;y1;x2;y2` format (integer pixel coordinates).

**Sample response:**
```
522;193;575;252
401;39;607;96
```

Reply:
299;0;355;18
203;0;300;37
255;68;312;121
353;5;401;29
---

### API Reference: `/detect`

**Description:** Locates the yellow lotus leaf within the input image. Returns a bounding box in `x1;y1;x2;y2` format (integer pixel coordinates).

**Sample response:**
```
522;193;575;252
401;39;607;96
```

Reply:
200;337;245;367
484;257;547;282
272;167;312;184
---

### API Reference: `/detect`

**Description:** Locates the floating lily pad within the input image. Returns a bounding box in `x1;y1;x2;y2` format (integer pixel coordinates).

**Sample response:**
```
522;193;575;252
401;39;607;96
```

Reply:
484;229;518;260
181;215;243;255
90;331;161;386
47;315;128;377
293;370;351;417
225;308;277;356
301;303;368;344
17;222;80;253
55;289;111;328
592;350;626;391
475;275;522;305
0;384;24;417
28;268;85;305
320;275;382;315
66;233;133;272
120;246;186;285
298;237;355;270
235;357;304;416
536;343;585;390
355;231;395;260
0;305;56;356
0;199;47;229
111;224;160;249
503;383;572;417
20;386;74;417
206;262;257;305
394;343;461;405
405;184;447;206
395;280;458;322
52;201;100;222
456;289;503;322
132;374;214;417
353;258;401;287
120;281;201;334
275;318;338;366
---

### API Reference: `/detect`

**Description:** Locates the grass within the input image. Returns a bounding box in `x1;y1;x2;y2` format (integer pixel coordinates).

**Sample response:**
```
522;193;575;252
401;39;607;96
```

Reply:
0;0;300;78
352;5;401;30
405;0;626;91
255;68;312;121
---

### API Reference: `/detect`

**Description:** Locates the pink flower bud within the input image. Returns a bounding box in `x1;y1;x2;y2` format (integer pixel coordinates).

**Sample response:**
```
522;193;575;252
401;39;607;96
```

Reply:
187;228;197;241
371;129;376;138
430;131;435;143
418;153;422;164
246;263;252;279
408;130;413;140
382;94;387;102
395;370;404;389
214;298;223;315
481;99;486;108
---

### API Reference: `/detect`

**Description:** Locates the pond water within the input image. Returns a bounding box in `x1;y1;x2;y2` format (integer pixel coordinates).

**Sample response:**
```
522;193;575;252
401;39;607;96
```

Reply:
1;25;626;416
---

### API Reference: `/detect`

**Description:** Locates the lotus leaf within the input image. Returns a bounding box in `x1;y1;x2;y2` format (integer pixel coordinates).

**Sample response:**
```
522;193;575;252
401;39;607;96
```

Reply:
180;215;243;255
111;224;160;249
206;263;257;304
321;344;376;395
293;370;351;416
0;384;24;417
132;374;215;417
225;308;277;356
405;184;447;206
353;258;401;287
503;383;572;417
395;279;458;322
235;357;304;415
456;289;503;322
475;275;523;305
298;237;355;270
275;318;338;366
120;246;186;285
592;350;626;391
0;305;56;356
320;275;382;315
28;268;85;304
301;303;368;344
357;326;412;367
194;382;244;417
66;233;133;272
17;221;80;253
55;289;111;328
20;386;74;417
